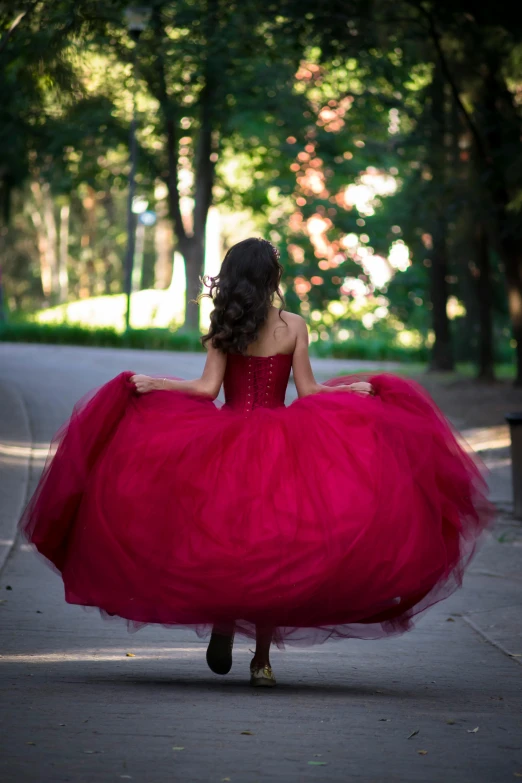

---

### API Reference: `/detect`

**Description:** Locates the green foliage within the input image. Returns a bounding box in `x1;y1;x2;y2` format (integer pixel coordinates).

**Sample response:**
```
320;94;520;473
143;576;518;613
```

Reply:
0;322;204;352
313;335;429;363
0;0;520;381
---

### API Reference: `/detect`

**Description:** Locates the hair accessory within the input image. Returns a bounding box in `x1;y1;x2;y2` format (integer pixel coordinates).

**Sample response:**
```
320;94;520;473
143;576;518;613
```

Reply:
267;241;280;261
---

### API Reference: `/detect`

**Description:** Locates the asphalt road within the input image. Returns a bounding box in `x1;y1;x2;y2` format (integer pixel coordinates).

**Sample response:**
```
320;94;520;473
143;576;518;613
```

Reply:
0;343;521;783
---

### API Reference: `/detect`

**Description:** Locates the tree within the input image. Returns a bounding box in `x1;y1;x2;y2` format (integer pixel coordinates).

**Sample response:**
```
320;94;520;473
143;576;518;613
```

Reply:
91;0;310;330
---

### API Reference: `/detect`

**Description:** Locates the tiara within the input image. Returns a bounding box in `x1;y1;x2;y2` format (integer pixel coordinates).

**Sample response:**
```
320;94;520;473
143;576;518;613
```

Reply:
267;240;280;261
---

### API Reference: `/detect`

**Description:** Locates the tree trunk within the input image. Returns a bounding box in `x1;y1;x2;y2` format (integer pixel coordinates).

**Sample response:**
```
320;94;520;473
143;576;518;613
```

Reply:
154;215;173;289
473;50;522;385
30;179;59;303
498;236;522;386
41;182;59;296
132;220;146;293
152;5;217;332
475;222;495;381
181;236;205;332
429;25;522;383
429;225;454;371
82;185;97;297
58;203;70;303
0;232;6;323
428;65;454;371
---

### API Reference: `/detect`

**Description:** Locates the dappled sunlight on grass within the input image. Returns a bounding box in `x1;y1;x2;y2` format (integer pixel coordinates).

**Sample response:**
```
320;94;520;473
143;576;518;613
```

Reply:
35;290;184;332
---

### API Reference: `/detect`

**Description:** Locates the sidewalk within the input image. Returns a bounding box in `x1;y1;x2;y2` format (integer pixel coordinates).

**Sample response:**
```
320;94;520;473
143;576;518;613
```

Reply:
0;344;521;783
0;381;32;572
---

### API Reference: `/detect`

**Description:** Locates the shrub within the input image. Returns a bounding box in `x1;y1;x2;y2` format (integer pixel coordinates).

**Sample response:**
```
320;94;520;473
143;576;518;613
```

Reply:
0;322;205;352
311;336;429;363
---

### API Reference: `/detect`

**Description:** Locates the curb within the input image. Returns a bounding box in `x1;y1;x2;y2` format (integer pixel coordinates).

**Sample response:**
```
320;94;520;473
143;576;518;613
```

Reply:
0;381;32;575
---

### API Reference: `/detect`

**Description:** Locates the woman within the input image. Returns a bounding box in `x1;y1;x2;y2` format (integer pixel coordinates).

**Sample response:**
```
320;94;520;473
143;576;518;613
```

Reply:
21;237;492;688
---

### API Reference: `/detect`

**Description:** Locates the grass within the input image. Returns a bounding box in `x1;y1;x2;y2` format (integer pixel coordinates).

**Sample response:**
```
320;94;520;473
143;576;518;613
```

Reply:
33;289;185;332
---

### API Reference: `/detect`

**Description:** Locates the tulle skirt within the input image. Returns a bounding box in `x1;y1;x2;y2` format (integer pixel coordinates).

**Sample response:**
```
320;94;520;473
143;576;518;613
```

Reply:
20;372;493;646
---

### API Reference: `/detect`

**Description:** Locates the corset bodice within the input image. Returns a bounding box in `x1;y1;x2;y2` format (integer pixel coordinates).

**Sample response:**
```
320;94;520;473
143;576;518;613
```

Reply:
223;353;293;413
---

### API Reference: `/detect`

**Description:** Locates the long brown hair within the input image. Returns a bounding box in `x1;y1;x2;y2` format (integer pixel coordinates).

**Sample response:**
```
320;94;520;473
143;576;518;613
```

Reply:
202;237;284;354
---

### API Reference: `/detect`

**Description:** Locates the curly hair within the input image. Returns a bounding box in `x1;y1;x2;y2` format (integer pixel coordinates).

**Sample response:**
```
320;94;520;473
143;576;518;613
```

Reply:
201;237;284;355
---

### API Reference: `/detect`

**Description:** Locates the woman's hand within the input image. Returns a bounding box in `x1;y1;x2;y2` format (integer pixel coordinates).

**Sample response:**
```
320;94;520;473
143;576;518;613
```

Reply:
131;374;161;394
334;381;374;396
349;381;374;396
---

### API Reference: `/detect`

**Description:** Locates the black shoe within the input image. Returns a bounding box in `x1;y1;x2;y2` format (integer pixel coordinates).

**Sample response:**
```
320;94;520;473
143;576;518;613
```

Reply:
206;629;235;675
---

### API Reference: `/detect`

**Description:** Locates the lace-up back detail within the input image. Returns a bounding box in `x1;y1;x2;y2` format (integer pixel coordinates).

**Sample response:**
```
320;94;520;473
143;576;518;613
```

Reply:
223;353;293;414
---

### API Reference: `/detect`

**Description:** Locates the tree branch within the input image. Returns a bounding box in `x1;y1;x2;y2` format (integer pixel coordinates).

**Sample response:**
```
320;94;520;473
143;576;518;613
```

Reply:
418;3;490;163
165;117;188;244
0;2;38;58
193;87;216;237
193;0;219;238
150;7;187;244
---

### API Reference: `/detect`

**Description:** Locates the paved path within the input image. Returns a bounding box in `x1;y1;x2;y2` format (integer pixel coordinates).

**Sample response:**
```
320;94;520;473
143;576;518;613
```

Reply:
0;344;521;783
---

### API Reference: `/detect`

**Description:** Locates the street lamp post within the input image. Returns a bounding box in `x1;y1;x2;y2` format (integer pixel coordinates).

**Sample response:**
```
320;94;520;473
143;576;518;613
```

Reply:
123;7;151;333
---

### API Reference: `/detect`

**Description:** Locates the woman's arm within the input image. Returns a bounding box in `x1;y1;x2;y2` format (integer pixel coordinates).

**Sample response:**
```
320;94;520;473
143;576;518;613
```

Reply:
291;317;372;398
131;344;227;400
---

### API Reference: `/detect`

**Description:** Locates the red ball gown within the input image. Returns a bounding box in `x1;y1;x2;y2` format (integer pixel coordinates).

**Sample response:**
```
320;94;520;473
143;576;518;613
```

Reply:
20;354;493;645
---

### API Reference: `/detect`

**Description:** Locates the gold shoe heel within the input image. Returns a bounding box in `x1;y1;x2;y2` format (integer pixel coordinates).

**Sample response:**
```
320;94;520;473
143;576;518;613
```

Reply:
250;664;277;688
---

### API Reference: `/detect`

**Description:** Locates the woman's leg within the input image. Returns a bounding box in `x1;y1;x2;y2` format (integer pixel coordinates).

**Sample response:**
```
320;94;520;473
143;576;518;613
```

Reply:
250;625;276;687
251;625;272;667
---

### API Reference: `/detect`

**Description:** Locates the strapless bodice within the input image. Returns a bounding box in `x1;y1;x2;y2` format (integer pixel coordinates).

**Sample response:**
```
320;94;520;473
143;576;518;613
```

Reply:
223;353;293;413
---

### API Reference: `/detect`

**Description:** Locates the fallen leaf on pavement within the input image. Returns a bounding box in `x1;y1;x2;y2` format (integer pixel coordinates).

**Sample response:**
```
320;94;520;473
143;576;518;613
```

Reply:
172;747;184;751
26;742;36;746
408;730;419;739
417;750;428;756
513;773;522;778
5;586;12;590
379;718;391;722
308;761;328;766
125;653;135;657
467;727;479;733
241;731;253;735
446;720;456;725
446;617;455;622
221;778;231;782
510;654;522;658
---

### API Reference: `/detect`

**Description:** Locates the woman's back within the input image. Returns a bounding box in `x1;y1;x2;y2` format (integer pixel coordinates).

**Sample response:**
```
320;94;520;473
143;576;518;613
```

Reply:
223;353;293;413
243;307;298;358
222;308;300;413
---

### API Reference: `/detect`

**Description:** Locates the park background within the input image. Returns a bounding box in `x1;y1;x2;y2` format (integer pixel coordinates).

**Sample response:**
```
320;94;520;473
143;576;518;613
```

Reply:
0;0;521;384
2;5;522;781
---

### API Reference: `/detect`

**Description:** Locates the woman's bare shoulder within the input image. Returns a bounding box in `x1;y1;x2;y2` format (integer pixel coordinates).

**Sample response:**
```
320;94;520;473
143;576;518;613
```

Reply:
278;310;307;334
275;309;305;325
